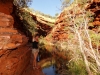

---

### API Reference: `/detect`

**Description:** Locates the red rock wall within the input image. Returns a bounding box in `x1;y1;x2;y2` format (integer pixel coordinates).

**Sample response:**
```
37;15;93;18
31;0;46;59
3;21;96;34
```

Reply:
0;0;32;75
87;0;100;32
0;0;13;15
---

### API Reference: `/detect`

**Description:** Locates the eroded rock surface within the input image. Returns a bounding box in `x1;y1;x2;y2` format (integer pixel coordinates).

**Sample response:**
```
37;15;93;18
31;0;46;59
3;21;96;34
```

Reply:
0;0;32;75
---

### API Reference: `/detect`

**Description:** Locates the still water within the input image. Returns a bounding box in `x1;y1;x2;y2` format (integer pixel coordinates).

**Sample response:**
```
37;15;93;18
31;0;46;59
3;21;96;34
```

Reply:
42;65;59;75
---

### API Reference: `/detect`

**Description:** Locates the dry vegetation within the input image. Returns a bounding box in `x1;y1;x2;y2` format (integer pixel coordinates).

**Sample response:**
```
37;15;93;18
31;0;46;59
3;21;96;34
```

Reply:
12;0;100;75
42;0;100;75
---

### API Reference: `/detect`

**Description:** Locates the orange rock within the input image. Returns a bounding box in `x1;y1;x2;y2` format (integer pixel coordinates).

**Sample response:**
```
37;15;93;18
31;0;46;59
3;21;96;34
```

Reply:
0;45;31;75
0;12;14;27
0;35;10;49
95;18;100;21
0;1;13;15
92;21;100;25
93;0;100;2
0;21;13;27
0;1;32;75
58;33;68;40
11;34;23;43
98;14;100;18
3;43;17;50
0;49;7;56
0;28;18;34
6;58;18;70
0;12;13;20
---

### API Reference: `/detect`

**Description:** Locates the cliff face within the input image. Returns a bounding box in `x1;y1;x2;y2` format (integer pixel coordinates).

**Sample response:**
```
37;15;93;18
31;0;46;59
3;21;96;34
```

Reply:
0;0;31;75
47;0;100;42
88;0;100;32
0;0;13;15
43;0;100;60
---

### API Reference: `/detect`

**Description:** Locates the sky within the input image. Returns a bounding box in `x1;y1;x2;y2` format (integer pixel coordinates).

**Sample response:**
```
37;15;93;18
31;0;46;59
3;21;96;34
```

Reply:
29;0;62;16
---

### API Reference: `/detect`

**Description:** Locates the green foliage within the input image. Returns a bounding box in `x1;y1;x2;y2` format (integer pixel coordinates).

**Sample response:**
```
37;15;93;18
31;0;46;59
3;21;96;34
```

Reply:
18;11;37;34
74;0;87;4
61;0;72;8
38;36;45;49
62;0;91;9
51;0;99;75
67;59;88;75
86;11;94;22
27;8;56;19
13;0;32;8
89;30;100;46
55;13;59;17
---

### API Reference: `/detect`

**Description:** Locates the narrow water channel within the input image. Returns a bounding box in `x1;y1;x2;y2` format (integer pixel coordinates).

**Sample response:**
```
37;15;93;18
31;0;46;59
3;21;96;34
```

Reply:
38;48;63;75
42;65;59;75
38;55;60;75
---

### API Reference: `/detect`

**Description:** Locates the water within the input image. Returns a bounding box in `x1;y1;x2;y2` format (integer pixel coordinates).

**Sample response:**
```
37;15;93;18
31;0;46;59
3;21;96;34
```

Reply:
37;55;56;75
42;65;59;75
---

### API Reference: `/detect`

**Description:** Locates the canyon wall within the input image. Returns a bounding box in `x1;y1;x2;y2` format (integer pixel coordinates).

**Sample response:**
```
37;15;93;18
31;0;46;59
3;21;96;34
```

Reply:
0;0;32;75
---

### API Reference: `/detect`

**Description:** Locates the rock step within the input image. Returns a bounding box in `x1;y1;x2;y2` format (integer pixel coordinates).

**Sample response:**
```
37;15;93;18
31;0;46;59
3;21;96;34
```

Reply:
11;34;23;43
0;20;14;27
0;33;26;50
0;12;14;27
0;34;23;43
0;45;31;75
0;28;18;34
3;43;17;50
0;12;13;20
92;21;100;26
0;35;10;50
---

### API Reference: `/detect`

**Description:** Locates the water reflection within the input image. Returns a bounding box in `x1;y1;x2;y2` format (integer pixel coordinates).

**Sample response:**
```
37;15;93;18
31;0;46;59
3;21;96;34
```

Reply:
42;65;59;75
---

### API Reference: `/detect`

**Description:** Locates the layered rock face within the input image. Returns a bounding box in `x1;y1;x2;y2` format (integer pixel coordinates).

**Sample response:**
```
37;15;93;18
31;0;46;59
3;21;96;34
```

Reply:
44;0;100;60
50;0;100;42
88;0;100;32
0;1;31;75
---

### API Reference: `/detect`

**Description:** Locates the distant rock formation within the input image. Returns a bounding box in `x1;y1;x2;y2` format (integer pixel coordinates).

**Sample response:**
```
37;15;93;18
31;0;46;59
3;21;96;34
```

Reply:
42;0;100;59
87;0;100;32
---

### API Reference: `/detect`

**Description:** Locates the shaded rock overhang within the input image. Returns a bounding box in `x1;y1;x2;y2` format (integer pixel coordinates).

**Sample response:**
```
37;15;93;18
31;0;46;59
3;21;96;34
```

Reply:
20;8;56;36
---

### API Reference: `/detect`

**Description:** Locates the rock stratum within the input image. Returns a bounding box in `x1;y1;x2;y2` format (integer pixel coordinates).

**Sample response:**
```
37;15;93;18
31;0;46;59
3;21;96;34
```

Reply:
0;0;32;75
43;0;100;59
